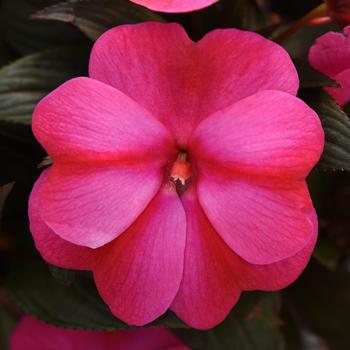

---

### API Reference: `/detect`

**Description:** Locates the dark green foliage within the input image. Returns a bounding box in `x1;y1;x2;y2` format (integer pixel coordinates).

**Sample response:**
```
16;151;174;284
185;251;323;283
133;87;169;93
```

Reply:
0;306;16;350
0;46;89;125
0;0;85;54
202;293;283;350
0;1;349;349
33;0;163;41
301;89;350;170
285;262;350;350
294;59;338;89
5;261;186;330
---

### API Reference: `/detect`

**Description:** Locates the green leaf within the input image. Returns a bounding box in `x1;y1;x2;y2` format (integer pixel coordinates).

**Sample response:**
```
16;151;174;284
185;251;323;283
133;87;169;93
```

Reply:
5;261;186;330
280;303;303;350
0;183;15;249
208;293;283;350
33;0;163;41
278;23;340;58
0;40;14;68
0;169;41;253
300;88;350;170
0;0;85;54
0;183;14;221
48;265;76;286
0;306;16;350
0;46;89;126
294;59;338;89
179;293;283;350
219;0;268;31
312;237;339;271
286;262;350;349
343;102;350;116
0;137;39;185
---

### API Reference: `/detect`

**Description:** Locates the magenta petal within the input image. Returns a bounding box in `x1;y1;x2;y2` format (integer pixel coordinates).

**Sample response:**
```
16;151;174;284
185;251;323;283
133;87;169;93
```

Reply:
191;90;324;178
39;163;164;248
196;28;299;105
89;22;194;144
191;90;322;264
309;26;350;78
33;77;174;164
171;187;241;330
10;316;113;350
197;173;315;265
29;169;95;270
10;316;188;350
89;23;298;144
34;77;174;248
105;327;190;350
171;190;317;328
130;0;218;13
93;185;186;326
326;68;350;106
309;26;350;106
102;327;190;350
234;211;318;291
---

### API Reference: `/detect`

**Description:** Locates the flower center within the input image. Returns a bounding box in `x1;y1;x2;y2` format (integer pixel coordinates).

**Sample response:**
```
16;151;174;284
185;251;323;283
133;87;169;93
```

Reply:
170;151;192;193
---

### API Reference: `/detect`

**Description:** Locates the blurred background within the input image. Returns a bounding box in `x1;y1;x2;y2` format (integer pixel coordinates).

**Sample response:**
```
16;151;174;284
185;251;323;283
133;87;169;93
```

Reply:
0;0;349;349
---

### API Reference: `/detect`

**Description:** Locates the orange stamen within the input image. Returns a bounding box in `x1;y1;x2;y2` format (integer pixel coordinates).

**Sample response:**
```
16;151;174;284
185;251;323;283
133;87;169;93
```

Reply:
170;153;191;186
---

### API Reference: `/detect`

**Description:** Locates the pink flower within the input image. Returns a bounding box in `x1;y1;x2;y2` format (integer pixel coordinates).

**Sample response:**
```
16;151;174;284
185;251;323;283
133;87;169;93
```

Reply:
309;25;350;106
10;316;188;350
29;22;324;329
129;0;218;13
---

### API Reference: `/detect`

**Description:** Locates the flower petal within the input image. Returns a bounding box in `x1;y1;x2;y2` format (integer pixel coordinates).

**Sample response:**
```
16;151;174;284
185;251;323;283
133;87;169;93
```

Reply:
106;328;190;350
33;77;174;164
39;163;164;248
29;169;95;270
197;171;315;264
190;90;324;178
130;0;218;13
89;23;298;145
10;316;188;350
10;316;112;350
234;211;318;291
34;76;174;248
89;23;193;145
326;68;350;106
93;185;186;326
171;187;241;330
309;26;350;78
171;190;317;329
196;28;299;106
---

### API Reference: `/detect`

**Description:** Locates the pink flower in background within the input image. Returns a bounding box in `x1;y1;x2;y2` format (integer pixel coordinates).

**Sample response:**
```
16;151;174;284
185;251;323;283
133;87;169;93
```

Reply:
10;316;188;350
29;22;324;329
327;0;350;24
309;25;350;106
129;0;218;13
